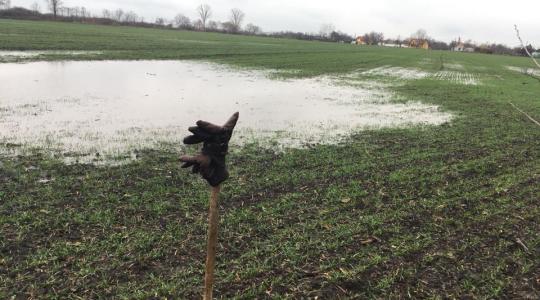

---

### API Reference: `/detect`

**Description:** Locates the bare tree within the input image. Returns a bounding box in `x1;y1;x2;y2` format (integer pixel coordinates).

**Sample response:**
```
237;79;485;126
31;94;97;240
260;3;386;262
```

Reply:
207;20;219;31
155;17;165;26
229;8;245;33
80;6;90;18
0;0;11;10
411;29;429;41
30;2;41;13
174;14;191;29
124;11;139;23
396;35;402;47
362;32;384;45
245;23;261;35
102;9;111;19
514;25;540;70
69;6;80;18
196;4;212;31
221;21;235;33
45;0;63;18
193;19;204;31
113;8;124;22
319;23;335;38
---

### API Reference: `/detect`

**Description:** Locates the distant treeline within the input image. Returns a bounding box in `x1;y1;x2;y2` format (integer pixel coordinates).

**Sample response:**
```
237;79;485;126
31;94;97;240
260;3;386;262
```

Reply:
0;7;174;29
0;6;536;57
0;6;355;42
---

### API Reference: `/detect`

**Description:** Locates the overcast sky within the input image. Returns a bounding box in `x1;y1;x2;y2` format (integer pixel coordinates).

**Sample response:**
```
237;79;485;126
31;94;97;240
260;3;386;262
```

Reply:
12;0;540;46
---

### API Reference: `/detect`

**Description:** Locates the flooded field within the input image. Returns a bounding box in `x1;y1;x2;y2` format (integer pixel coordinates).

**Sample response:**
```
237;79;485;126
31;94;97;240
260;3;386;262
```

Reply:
0;60;452;163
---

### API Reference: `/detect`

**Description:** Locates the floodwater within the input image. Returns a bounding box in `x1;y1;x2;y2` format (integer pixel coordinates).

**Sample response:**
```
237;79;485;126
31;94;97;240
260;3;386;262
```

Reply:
360;65;480;85
0;60;452;163
361;66;430;80
0;50;103;62
506;66;540;77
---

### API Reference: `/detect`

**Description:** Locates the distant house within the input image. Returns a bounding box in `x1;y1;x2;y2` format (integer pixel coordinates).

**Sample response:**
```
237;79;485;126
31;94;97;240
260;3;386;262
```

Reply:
354;36;366;45
464;47;475;53
452;37;465;52
408;39;429;50
533;52;540;58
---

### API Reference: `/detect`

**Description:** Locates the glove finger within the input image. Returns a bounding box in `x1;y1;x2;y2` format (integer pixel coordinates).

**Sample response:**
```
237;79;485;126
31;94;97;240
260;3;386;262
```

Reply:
222;112;239;131
188;126;207;135
180;155;201;164
196;120;223;134
188;126;213;139
181;154;210;166
181;161;195;168
183;134;205;145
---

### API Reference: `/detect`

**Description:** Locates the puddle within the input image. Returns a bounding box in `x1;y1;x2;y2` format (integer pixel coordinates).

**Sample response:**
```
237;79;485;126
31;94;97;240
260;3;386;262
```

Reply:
0;60;452;163
359;66;479;85
361;66;430;80
0;51;102;62
443;63;465;70
431;71;479;85
419;58;434;65
506;66;540;77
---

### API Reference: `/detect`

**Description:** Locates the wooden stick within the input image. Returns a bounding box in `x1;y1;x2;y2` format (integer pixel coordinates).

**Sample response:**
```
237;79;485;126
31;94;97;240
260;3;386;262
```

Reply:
203;185;221;300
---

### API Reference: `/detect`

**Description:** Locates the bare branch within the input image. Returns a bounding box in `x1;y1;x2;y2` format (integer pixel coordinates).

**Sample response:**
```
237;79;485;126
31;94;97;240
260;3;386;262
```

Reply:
509;102;540;127
514;25;540;70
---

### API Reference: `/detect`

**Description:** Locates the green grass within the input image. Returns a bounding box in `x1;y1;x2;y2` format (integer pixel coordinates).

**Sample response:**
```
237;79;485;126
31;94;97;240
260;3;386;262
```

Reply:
1;19;539;299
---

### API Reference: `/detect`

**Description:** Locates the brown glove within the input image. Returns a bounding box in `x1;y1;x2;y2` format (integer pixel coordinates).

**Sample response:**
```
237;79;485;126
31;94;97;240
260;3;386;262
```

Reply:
180;112;239;187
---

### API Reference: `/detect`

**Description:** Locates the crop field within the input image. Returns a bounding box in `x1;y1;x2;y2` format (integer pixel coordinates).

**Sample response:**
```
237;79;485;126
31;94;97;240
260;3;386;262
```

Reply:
1;19;539;299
